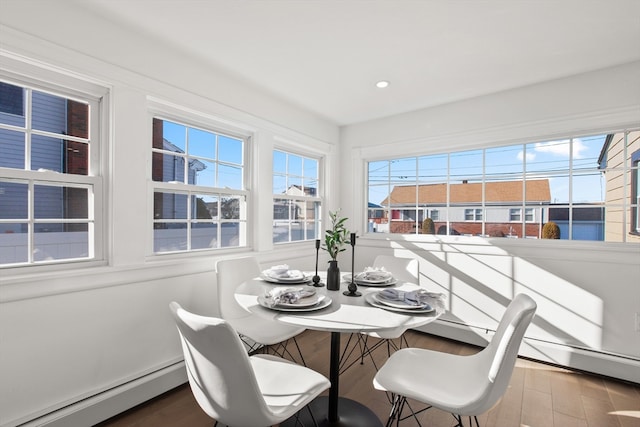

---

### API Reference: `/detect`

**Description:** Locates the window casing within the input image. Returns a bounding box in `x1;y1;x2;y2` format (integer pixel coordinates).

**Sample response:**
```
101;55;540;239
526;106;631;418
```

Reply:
0;77;103;267
631;149;640;235
367;129;639;241
272;149;322;243
151;117;247;253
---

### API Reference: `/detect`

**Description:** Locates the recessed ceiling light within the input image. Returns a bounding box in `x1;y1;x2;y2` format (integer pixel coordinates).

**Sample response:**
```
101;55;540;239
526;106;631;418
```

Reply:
376;80;390;88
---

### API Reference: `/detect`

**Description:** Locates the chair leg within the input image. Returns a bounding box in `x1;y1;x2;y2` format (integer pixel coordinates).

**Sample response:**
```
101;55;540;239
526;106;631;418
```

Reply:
258;337;307;366
307;403;320;427
451;414;480;427
278;337;307;366
291;336;307;366
385;394;404;427
338;333;361;374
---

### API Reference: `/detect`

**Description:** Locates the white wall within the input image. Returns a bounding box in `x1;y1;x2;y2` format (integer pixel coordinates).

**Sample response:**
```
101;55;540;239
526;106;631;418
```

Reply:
339;61;640;383
0;3;340;426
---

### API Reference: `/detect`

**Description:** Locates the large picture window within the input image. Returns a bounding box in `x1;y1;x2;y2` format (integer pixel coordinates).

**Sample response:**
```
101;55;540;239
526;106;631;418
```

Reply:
151;117;247;253
368;129;640;242
0;78;103;266
272;149;321;243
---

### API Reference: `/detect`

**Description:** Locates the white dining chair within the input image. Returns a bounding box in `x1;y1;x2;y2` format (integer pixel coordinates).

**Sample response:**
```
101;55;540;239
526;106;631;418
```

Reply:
169;302;330;427
341;255;420;373
216;256;307;365
373;293;537;427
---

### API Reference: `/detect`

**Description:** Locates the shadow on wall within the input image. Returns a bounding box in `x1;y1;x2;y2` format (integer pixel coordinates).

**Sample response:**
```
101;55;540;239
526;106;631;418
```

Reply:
376;237;610;359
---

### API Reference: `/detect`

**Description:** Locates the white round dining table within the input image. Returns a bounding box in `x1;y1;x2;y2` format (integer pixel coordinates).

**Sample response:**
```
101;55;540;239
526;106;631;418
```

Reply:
235;273;444;427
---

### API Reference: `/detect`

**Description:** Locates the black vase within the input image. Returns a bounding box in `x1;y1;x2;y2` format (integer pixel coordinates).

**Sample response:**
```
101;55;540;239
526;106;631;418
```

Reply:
326;260;340;291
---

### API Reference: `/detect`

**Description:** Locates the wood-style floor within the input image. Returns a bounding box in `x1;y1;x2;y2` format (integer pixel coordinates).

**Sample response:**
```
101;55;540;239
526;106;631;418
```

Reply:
97;329;640;427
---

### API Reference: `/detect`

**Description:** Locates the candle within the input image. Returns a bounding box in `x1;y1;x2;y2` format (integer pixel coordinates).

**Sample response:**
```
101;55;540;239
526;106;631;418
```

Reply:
350;232;357;246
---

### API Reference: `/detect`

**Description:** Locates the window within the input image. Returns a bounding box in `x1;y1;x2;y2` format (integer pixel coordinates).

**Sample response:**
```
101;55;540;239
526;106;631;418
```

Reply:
151;117;247;253
0;78;103;266
509;208;534;222
525;208;535;222
0;82;24;116
367;129;639;241
465;209;483;221
273;150;321;243
429;209;440;221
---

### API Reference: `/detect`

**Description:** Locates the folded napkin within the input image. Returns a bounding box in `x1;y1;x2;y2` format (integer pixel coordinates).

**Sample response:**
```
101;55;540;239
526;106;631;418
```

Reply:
265;287;316;307
269;264;289;274
357;266;392;282
378;288;431;306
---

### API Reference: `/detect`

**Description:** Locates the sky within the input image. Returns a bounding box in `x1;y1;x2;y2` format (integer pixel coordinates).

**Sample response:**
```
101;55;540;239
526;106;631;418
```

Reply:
162;119;609;206
161;120;243;190
368;134;609;205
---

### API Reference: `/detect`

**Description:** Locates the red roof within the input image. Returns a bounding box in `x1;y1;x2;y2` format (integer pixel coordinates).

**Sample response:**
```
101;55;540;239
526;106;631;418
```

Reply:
381;179;551;205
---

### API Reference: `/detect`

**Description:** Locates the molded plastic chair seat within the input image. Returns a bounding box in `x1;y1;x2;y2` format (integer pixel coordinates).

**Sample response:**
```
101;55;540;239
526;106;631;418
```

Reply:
217;256;307;364
373;293;537;426
170;302;330;427
227;314;305;346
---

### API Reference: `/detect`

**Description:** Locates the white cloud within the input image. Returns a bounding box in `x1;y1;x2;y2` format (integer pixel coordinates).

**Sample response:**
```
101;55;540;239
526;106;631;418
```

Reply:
572;139;588;159
517;150;535;162
534;140;570;156
533;139;587;159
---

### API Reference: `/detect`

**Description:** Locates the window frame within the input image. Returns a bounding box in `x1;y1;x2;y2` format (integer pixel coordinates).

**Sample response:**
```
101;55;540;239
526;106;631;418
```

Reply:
631;149;640;235
366;128;639;242
148;111;251;255
0;70;106;269
272;148;323;244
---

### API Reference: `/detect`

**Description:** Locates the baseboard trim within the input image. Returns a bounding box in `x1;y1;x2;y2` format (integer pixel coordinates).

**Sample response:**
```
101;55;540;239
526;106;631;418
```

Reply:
415;319;640;384
15;362;187;427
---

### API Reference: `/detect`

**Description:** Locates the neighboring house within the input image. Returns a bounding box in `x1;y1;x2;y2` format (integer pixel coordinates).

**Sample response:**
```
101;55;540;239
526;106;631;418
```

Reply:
378;179;552;237
598;130;640;242
0;83;88;234
273;184;317;220
152;138;207;222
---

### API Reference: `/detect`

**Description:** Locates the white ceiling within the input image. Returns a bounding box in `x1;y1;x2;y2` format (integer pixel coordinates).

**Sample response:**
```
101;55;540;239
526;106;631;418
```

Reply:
79;0;640;126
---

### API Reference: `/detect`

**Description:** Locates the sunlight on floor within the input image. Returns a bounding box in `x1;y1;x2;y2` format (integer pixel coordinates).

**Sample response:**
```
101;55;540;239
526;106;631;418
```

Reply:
609;410;640;419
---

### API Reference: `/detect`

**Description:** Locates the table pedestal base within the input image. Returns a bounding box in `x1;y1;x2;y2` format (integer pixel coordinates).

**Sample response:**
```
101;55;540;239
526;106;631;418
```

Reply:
281;396;383;427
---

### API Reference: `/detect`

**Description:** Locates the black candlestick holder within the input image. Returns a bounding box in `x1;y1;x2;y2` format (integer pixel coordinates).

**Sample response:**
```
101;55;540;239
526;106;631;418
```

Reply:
312;239;324;287
343;232;361;297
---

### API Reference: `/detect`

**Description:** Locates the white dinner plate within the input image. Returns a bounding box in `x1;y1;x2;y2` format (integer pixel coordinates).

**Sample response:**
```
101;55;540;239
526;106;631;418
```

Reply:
276;293;321;308
260;272;312;284
365;293;434;314
258;295;332;312
342;274;397;287
373;292;430;309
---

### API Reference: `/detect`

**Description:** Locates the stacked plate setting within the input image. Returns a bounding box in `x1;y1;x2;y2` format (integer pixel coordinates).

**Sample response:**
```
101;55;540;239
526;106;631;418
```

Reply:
365;289;435;314
261;265;312;284
344;268;397;287
257;287;331;312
